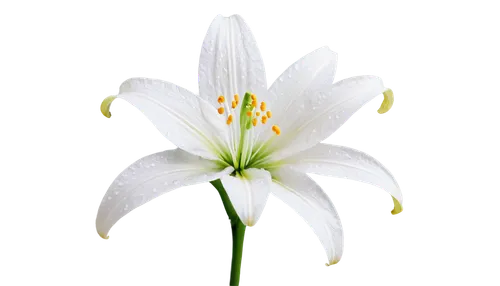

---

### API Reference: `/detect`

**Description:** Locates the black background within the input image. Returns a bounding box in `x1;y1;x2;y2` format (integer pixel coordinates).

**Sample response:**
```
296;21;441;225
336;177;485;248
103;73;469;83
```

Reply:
85;5;418;285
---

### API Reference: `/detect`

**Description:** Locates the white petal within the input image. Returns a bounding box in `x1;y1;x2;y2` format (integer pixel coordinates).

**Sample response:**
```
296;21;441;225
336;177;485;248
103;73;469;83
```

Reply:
198;14;267;105
116;78;229;161
282;143;403;213
254;47;337;148
265;75;387;161
271;167;343;265
220;168;271;226
96;149;234;239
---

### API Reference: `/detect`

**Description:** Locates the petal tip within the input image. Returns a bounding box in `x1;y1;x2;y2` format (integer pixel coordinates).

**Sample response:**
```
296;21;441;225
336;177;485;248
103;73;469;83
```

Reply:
391;196;403;215
375;88;396;116
98;232;109;240
97;95;117;122
323;258;343;269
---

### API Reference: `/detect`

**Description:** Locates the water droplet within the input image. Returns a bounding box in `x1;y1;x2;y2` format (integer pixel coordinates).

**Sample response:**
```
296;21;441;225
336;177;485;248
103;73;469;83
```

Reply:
107;196;112;200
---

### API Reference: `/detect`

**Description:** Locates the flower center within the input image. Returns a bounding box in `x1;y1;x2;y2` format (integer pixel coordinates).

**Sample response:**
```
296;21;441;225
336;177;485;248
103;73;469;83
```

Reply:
215;92;280;170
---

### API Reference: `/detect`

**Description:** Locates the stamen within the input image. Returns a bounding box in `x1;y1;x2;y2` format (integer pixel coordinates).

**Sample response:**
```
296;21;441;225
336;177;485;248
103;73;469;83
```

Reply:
260;102;266;111
272;125;281;135
246;111;252;117
218;107;225;114
251;100;257;108
232;101;237;109
251;94;256;101
234;94;240;103
218;95;225;104
252;118;258;126
261;116;267;124
266;111;272;118
226;115;233;125
256;111;261;116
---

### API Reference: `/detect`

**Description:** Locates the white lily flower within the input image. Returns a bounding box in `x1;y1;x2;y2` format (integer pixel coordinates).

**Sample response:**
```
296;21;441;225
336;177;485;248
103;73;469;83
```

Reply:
97;14;402;268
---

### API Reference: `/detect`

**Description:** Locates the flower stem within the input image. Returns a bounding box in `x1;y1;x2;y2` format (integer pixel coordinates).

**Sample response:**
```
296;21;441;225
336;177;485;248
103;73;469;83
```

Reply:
229;219;246;286
211;179;246;286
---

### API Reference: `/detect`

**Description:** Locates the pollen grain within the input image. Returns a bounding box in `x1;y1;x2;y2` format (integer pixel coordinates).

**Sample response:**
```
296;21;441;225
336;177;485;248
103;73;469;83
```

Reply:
218;95;225;104
252;118;258;126
272;125;281;135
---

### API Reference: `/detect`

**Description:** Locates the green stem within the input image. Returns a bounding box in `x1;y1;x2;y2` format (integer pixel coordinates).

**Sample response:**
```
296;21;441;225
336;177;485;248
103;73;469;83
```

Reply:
211;179;246;286
229;220;248;286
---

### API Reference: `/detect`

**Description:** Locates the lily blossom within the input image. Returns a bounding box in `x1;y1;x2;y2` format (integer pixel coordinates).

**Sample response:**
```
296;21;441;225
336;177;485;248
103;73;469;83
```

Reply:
97;14;402;267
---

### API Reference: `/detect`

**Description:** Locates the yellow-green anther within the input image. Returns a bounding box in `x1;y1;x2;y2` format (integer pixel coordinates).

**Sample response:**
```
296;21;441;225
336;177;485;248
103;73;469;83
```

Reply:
378;88;394;114
239;92;254;130
100;96;117;118
391;196;403;215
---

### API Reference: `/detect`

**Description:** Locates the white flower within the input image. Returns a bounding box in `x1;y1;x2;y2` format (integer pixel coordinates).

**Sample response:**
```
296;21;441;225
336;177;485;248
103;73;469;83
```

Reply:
96;14;402;266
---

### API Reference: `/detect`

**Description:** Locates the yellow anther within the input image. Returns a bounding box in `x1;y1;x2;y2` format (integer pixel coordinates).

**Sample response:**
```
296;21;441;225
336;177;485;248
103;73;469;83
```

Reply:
266;111;272;118
272;125;281;135
218;95;225;104
251;94;256;100
234;94;240;103
260;102;266;111
251;100;257;108
256;112;261;116
232;101;237;109
252;118;258;126
218;107;225;114
261;116;267;124
226;115;233;125
246;111;252;117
